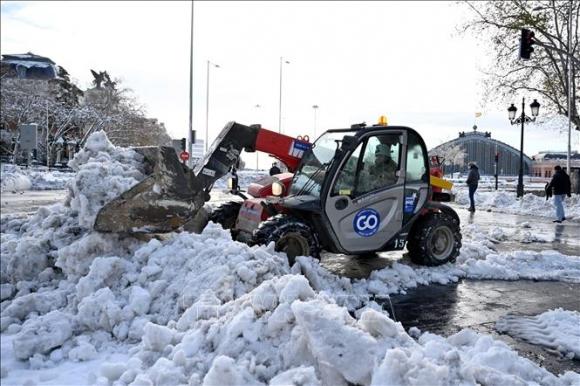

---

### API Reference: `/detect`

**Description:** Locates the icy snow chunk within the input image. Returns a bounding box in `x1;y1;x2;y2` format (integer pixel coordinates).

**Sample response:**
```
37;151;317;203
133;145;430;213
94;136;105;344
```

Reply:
13;310;73;359
68;340;97;361
278;275;315;304
177;291;221;331
292;299;377;385
203;355;259;386
143;322;174;352
0;284;15;301
76;257;126;300
77;287;123;332
269;366;321;386
101;361;127;382
129;286;151;316
3;290;67;320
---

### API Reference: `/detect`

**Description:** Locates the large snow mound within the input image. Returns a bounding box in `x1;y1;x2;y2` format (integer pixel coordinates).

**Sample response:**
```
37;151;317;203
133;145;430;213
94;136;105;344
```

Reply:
0;164;32;192
454;189;580;221
1;131;146;283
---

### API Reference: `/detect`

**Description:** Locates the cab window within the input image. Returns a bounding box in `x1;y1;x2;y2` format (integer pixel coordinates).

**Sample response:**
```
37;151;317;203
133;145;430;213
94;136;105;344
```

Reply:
406;132;428;183
332;134;401;197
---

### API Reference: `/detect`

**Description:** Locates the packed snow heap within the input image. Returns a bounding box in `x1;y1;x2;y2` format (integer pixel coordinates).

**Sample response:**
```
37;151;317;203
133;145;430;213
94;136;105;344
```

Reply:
1;132;579;385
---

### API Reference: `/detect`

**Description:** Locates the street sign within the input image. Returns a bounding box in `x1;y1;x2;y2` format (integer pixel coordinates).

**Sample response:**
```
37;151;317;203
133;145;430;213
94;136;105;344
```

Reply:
179;151;190;162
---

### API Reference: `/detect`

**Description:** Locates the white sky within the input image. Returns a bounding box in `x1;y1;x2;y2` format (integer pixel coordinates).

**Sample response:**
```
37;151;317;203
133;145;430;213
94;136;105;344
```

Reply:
1;1;578;168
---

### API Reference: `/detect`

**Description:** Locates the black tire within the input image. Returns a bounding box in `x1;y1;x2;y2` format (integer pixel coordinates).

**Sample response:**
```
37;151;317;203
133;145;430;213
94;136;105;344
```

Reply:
209;201;242;230
252;214;320;266
407;211;461;266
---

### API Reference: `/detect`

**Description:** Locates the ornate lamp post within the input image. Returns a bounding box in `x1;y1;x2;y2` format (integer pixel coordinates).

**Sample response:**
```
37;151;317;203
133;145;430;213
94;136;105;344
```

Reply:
508;98;540;197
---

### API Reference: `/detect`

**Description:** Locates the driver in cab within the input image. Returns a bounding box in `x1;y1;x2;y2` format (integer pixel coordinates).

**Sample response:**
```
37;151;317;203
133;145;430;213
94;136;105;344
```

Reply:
363;143;398;191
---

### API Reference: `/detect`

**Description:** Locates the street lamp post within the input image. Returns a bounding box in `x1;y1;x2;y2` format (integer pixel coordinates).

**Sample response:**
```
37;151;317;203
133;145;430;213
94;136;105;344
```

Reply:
508;97;541;198
254;103;261;170
205;60;220;153
278;57;290;134
312;104;319;139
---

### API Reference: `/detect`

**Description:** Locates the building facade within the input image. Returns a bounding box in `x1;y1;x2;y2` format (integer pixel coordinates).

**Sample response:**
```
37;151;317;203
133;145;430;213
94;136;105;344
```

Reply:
429;128;532;176
531;151;580;178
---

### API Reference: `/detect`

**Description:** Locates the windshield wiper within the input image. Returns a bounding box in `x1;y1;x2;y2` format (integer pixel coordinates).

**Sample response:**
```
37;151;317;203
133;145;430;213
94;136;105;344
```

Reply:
295;162;329;196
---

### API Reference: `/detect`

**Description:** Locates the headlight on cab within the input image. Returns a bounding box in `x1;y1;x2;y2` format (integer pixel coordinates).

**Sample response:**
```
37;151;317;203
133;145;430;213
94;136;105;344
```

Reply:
272;181;284;196
227;177;234;190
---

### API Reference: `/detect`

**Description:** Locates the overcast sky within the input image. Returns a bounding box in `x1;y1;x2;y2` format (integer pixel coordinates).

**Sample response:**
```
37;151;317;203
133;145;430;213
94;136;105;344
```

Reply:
1;1;578;167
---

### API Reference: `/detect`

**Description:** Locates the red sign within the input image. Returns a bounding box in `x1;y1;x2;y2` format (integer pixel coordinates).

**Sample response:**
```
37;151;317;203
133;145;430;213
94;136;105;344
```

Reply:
179;151;190;161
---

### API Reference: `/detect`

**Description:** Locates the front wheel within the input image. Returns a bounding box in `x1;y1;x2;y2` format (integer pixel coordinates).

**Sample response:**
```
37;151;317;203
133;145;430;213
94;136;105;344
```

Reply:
252;215;320;266
407;211;461;266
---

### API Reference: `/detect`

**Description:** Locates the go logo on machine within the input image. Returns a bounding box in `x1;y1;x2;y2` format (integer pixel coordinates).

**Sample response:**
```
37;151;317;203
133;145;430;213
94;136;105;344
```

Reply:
353;208;380;237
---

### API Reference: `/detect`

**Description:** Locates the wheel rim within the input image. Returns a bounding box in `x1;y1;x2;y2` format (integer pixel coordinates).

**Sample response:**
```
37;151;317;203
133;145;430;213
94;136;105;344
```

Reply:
428;225;454;261
276;232;309;259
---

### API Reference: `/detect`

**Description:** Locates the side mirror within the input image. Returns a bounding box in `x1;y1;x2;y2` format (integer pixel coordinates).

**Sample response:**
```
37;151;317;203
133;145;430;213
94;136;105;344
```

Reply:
340;135;358;152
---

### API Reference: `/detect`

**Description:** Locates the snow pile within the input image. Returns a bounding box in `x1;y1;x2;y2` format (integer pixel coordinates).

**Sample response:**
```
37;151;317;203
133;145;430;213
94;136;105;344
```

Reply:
26;168;75;190
0;164;32;192
496;309;580;359
454;189;580;221
93;274;579;386
1;131;146;284
66;131;146;229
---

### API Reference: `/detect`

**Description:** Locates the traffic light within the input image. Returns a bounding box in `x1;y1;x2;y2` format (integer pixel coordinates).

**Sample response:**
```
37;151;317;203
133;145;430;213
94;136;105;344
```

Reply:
180;138;186;151
519;28;535;60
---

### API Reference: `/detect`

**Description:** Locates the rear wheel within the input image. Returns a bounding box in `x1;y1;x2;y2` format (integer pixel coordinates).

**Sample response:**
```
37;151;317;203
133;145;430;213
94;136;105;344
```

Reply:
209;201;242;230
407;211;461;266
252;215;320;266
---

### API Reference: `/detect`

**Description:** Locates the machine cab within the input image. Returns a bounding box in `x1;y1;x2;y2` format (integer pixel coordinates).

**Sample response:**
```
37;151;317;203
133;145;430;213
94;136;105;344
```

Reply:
286;124;431;254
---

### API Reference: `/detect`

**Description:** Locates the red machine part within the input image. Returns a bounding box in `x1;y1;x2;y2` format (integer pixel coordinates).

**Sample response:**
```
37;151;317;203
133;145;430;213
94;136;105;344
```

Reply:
247;173;294;198
255;129;310;173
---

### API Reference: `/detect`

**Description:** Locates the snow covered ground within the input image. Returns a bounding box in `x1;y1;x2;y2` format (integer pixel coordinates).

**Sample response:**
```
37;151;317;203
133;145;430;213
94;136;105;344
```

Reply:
454;188;580;221
1;132;579;385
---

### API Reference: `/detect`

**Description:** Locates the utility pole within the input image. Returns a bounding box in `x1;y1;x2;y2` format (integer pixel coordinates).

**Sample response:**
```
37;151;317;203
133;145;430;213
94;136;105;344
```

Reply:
188;1;194;168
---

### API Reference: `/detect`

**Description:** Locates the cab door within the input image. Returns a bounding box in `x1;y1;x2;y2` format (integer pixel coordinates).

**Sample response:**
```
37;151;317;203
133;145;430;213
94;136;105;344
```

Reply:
324;131;407;253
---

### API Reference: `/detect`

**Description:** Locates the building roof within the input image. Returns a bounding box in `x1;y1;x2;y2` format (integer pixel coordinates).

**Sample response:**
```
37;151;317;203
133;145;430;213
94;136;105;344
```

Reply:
430;128;533;163
1;52;59;79
1;52;56;64
532;151;580;161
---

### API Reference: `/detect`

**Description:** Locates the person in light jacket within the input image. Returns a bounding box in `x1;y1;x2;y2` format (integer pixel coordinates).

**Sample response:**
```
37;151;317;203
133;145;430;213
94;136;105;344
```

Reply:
466;162;480;212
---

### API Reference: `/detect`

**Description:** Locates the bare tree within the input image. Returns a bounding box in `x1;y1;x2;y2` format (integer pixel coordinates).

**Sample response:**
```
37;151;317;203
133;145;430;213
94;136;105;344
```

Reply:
461;0;579;129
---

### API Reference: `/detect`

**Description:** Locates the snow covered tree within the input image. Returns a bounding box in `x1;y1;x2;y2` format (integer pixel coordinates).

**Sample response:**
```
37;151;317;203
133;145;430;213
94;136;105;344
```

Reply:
429;144;466;169
461;0;579;130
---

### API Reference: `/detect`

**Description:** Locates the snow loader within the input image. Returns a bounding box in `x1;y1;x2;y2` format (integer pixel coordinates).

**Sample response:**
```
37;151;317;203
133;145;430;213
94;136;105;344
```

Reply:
94;120;461;266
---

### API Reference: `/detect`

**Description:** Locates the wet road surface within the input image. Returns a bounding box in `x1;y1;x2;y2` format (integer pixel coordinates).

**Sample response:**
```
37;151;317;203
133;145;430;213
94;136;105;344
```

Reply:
386;280;580;374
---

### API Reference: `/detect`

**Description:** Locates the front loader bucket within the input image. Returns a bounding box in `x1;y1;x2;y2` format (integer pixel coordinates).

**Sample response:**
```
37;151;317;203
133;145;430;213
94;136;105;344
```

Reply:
93;122;262;234
94;146;206;233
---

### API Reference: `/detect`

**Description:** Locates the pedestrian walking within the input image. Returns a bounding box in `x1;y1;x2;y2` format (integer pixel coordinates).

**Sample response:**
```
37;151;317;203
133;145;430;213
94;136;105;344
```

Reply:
546;165;571;223
466;161;480;212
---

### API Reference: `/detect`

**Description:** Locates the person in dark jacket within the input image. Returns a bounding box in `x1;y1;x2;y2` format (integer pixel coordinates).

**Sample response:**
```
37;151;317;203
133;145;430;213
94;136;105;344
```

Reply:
466;161;480;212
269;162;281;176
546;165;572;222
